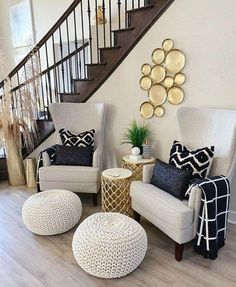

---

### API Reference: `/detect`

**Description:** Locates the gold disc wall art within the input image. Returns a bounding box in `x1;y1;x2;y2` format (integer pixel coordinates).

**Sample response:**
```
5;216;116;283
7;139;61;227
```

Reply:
149;84;167;105
140;102;154;119
140;76;152;90
152;48;165;64
174;73;186;85
141;63;151;75
165;49;186;74
168;86;184;105
162;39;174;52
150;65;166;83
154;106;165;117
139;38;186;119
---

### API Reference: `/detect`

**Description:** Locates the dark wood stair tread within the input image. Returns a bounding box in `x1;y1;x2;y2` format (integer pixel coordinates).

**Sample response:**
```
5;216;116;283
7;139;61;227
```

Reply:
85;63;107;67
112;27;135;33
127;5;154;13
99;46;121;51
73;78;93;82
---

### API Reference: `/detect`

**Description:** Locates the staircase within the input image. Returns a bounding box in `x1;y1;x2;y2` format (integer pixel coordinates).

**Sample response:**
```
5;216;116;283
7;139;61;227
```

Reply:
0;0;174;168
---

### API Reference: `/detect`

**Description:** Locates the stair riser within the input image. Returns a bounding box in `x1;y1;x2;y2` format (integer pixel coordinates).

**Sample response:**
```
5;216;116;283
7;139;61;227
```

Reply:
86;66;108;80
100;49;123;64
113;30;136;47
60;95;83;103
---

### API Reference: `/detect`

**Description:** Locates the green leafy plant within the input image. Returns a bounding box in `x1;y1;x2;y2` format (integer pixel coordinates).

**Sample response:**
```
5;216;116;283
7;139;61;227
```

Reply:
122;120;151;149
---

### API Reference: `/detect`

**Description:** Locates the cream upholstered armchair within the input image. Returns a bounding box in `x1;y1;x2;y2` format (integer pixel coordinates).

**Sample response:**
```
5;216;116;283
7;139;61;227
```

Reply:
39;102;106;205
130;107;236;261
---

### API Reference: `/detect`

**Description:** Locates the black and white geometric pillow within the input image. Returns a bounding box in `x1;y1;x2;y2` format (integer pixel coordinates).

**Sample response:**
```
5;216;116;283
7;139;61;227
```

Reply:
59;128;95;147
169;140;215;180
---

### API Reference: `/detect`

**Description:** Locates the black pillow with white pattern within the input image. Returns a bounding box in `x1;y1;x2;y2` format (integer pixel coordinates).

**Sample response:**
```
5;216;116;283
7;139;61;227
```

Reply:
59;128;95;147
169;140;215;180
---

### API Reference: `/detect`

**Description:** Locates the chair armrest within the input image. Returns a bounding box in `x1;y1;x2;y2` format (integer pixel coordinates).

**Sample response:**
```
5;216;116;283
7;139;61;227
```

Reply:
188;186;202;236
42;152;51;167
143;164;155;183
93;148;103;168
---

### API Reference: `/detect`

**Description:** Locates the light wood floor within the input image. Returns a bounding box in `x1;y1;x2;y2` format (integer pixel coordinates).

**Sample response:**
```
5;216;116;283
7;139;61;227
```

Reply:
0;183;236;287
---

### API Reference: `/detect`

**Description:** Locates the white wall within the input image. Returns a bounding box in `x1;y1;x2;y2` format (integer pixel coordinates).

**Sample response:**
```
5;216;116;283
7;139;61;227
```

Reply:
86;0;236;214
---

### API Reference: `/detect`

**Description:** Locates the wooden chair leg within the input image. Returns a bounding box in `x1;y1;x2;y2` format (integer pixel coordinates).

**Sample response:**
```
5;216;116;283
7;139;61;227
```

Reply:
133;210;141;223
175;242;184;261
92;193;98;206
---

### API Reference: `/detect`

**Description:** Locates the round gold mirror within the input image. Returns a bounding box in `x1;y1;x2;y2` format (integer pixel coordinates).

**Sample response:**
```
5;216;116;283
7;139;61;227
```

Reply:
151;48;165;64
140;102;154;119
148;84;167;105
141;63;151;76
163;76;174;88
168;86;185;105
150;65;166;84
165;49;186;74
154;106;165;117
174;73;186;85
162;38;174;52
139;76;152;90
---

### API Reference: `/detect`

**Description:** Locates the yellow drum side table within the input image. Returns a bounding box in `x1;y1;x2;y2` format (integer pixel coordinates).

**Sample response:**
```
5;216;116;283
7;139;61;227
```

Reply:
122;155;155;181
101;168;133;217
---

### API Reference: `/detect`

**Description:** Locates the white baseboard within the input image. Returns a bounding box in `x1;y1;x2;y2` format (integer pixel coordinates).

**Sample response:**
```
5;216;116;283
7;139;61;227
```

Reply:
228;210;236;225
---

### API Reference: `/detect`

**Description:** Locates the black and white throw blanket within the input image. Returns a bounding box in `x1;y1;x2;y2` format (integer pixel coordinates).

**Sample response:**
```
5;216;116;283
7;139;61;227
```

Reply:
186;176;230;259
36;145;57;192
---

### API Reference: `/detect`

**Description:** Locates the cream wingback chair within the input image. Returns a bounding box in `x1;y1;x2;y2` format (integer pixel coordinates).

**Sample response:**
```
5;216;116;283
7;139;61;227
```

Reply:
130;107;236;261
39;102;106;206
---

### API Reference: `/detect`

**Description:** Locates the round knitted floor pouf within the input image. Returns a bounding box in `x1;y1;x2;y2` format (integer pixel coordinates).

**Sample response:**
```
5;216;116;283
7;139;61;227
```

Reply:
22;189;82;235
72;212;147;278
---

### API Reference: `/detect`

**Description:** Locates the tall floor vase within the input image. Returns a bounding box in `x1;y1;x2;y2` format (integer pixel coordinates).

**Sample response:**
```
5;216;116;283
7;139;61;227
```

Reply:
5;135;26;186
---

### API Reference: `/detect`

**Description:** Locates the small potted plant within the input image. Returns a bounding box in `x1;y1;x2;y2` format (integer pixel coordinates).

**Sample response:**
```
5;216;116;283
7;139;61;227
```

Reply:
122;120;151;155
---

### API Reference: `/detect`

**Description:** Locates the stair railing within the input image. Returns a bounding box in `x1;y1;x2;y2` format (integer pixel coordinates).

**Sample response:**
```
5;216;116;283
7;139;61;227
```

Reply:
0;0;147;121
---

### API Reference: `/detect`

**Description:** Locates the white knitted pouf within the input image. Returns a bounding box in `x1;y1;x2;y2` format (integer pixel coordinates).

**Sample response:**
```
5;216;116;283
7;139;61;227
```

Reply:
72;212;147;278
22;189;82;235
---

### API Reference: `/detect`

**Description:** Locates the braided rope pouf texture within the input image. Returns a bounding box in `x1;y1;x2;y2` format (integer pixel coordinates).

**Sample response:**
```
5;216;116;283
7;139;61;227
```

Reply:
22;189;82;235
72;212;147;278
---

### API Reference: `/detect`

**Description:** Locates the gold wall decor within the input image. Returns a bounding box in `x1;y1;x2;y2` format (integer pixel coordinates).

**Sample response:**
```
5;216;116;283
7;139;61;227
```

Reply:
95;5;107;25
140;102;154;119
139;38;186;118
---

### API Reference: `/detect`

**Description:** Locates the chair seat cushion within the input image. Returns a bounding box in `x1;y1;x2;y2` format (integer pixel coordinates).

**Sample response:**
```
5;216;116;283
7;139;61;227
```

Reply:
130;181;193;229
39;165;99;183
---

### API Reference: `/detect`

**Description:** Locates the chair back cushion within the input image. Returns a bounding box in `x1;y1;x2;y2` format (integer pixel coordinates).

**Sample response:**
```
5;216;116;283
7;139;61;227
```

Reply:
49;103;106;150
177;108;236;178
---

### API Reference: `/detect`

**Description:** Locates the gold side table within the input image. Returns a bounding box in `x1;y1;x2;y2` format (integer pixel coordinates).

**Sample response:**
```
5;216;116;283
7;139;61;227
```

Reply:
101;168;133;217
122;155;155;181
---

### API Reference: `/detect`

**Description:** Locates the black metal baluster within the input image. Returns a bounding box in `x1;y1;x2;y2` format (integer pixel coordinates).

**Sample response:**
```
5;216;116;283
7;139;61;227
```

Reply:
52;35;59;102
109;0;112;46
132;0;134;9
59;26;66;92
87;0;93;64
80;1;87;78
78;50;82;78
125;0;128;28
95;0;99;63
73;9;80;79
45;42;53;103
102;0;106;48
44;73;50;108
138;0;140;8
37;50;46;118
66;18;73;92
118;1;121;30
